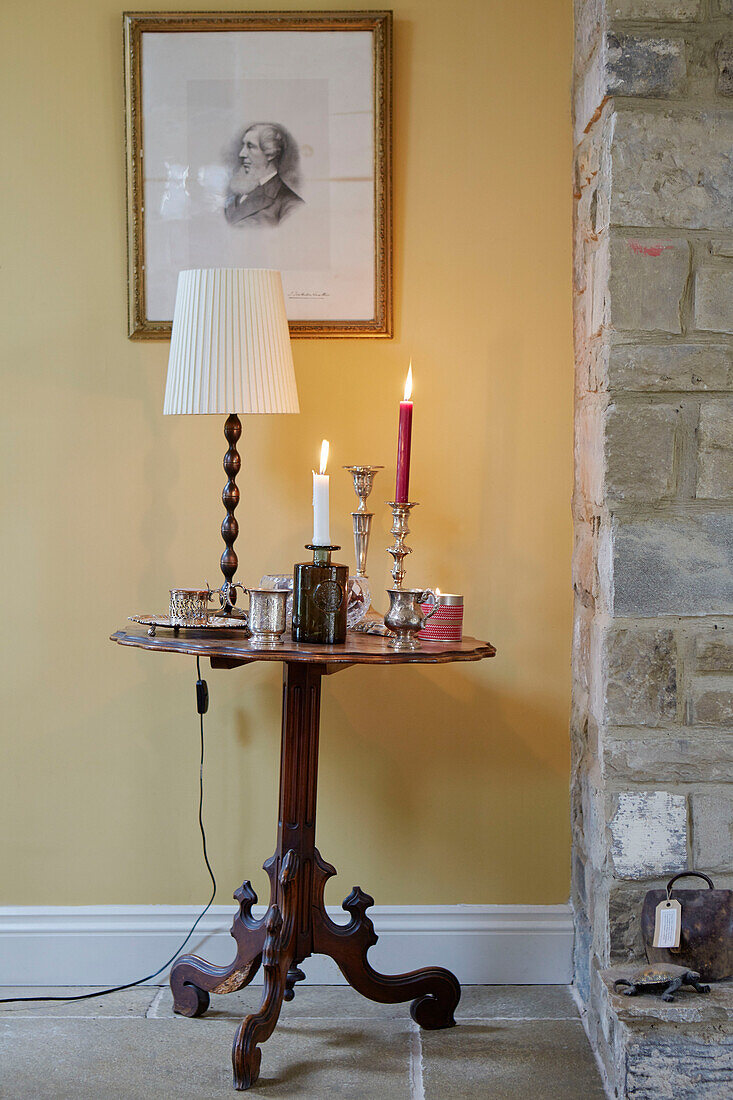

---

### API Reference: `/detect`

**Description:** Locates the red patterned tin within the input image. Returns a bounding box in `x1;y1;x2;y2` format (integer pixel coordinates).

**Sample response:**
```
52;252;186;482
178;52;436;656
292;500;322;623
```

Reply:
418;593;463;641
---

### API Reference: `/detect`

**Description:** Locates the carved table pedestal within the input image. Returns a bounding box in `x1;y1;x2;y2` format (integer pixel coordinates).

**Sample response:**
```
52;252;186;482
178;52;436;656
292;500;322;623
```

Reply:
111;628;495;1090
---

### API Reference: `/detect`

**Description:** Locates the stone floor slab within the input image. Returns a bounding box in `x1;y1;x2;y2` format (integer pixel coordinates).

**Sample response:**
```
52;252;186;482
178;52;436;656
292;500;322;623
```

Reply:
0;1018;412;1099
456;984;579;1019
0;986;158;1018
421;1019;606;1100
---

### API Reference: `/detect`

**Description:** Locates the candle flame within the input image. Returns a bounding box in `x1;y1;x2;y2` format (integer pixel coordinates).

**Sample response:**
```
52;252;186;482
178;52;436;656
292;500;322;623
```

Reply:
435;587;441;598
319;439;330;475
403;362;413;401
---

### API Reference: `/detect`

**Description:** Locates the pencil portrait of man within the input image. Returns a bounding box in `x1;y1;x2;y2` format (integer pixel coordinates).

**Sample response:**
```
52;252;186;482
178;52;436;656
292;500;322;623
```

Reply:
225;123;304;228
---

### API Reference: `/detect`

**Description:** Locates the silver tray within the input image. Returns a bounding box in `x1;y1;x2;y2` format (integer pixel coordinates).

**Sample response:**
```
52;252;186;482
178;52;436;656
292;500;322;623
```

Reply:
130;613;250;636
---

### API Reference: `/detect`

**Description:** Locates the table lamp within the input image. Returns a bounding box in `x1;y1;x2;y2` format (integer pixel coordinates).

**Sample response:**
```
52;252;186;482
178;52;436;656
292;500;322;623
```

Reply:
164;268;299;612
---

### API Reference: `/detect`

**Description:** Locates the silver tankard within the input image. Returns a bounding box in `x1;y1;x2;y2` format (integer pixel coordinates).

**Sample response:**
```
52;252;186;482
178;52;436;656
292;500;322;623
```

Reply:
384;588;438;651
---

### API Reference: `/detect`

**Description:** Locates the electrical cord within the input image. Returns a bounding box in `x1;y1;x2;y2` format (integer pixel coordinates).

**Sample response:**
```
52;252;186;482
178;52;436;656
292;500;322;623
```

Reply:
0;656;217;1004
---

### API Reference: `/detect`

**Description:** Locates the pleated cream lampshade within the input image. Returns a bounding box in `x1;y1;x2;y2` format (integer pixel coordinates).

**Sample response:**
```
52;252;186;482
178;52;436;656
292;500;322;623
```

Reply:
164;268;299;415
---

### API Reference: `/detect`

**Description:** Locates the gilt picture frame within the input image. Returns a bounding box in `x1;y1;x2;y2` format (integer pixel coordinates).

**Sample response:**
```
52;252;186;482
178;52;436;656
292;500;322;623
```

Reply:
124;10;392;339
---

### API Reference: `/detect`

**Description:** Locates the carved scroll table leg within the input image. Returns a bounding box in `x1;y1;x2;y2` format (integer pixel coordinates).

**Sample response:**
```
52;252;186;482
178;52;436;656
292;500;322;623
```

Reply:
313;870;460;1030
171;881;266;1018
232;905;291;1090
232;848;300;1089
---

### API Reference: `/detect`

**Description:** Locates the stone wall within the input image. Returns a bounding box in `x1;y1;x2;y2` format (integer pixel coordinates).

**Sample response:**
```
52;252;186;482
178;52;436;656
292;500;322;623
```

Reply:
572;0;733;1092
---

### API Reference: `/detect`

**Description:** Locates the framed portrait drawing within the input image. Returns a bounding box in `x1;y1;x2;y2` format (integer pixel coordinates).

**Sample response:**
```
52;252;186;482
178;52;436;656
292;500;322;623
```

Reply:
124;11;392;338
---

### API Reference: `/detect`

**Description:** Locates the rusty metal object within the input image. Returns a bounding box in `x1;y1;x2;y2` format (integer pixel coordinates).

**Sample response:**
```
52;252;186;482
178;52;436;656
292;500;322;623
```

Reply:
642;872;733;982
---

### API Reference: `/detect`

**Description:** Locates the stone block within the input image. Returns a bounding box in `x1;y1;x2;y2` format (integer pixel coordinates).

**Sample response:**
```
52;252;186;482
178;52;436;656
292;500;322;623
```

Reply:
609;0;702;16
574;905;593;1006
574;102;613;235
687;676;733;726
609;236;689;333
573;243;610;379
710;239;733;258
573;517;600;606
605;731;733;782
607;343;733;392
611;108;733;230
574;606;595;711
606;33;686;98
583;774;611;875
604;967;733;1026
575;40;608;142
698;399;733;450
604;401;678;501
599;969;733;1100
609;791;687;879
697;452;733;502
683;27;725;102
717;36;733;96
575;123;611;246
609;882;648;960
576;0;606;75
694;268;733;335
697;399;733;499
694;624;733;670
626;1026;733;1098
605;627;677;726
591;236;610;336
612;512;733;616
691;789;733;871
574;845;589;911
575;397;605;510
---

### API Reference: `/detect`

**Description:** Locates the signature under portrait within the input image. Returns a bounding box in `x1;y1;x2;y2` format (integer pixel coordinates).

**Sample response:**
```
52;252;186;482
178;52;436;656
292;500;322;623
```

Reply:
225;123;304;229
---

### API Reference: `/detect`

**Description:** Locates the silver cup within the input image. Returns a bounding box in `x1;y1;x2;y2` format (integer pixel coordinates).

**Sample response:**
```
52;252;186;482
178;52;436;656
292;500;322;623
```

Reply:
247;588;289;649
384;588;438;651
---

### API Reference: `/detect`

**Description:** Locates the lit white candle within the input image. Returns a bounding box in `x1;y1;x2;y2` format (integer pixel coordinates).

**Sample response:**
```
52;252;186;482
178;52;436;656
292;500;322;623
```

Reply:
312;439;331;545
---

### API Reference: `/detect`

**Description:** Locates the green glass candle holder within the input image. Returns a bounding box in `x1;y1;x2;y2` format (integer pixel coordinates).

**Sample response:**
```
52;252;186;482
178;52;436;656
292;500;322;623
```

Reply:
292;545;348;645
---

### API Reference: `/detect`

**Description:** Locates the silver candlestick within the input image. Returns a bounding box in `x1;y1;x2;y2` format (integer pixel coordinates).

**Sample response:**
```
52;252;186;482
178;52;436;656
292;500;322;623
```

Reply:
343;465;383;578
386;500;418;589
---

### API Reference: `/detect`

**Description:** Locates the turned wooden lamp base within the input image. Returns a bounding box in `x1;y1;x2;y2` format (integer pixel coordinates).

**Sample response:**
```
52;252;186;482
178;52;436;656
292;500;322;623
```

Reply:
169;661;460;1091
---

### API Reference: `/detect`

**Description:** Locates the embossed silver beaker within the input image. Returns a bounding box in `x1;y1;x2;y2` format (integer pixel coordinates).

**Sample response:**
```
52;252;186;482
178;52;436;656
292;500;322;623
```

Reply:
246;588;288;649
384;588;438;651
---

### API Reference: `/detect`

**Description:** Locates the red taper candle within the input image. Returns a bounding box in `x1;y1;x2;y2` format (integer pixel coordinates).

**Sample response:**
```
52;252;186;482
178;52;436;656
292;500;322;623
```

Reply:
395;364;413;502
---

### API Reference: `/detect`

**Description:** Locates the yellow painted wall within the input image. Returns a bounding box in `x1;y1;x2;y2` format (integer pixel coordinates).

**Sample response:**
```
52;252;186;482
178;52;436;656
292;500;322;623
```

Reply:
0;0;573;905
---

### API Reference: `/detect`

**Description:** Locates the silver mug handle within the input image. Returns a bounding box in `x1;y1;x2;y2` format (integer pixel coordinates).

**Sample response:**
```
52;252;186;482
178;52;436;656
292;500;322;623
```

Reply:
419;588;439;621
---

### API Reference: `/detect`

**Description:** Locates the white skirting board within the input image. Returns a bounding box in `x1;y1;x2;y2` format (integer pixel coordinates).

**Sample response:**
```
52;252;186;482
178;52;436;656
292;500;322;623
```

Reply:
0;904;572;986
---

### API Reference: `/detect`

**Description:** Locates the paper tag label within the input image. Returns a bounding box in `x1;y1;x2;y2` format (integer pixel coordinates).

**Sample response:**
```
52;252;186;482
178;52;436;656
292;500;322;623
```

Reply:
653;899;682;948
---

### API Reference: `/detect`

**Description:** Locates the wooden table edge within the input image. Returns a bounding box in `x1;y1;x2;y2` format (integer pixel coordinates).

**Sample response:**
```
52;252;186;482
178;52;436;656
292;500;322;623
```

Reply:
109;628;496;667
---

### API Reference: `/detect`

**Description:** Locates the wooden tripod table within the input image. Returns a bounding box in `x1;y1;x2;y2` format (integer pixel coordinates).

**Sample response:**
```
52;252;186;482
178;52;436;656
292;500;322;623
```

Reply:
111;627;495;1090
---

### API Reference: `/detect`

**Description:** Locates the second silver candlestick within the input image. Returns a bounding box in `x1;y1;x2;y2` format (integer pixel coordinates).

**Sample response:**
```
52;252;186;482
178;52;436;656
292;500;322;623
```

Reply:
343;465;382;579
386;500;418;589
